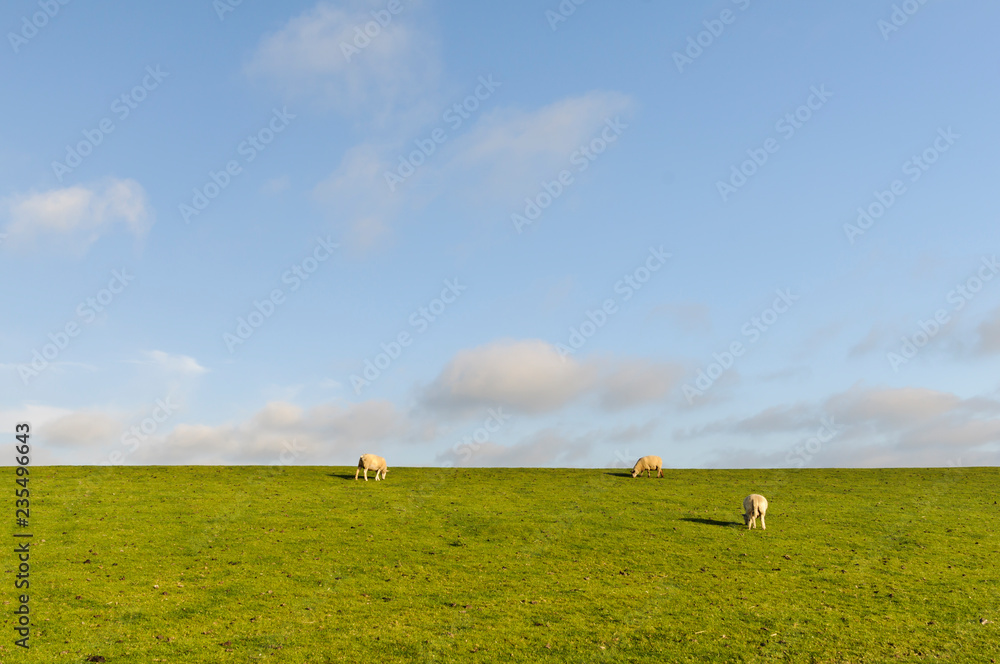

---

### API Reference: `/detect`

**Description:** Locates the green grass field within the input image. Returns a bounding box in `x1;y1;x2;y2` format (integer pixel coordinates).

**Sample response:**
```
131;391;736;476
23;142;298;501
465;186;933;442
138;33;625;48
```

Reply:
5;466;999;663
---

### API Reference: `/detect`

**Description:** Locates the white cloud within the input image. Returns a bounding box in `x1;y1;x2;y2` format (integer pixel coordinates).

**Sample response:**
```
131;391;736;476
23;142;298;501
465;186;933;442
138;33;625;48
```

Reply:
40;410;122;447
420;339;684;416
137;398;409;465
246;0;439;119
0;405;126;459
0;404;75;437
9;396;411;465
420;339;598;415
3;178;152;253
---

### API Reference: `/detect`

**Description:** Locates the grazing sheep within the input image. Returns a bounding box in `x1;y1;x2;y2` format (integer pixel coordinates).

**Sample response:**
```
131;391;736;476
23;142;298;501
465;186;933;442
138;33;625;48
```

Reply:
743;494;768;530
355;454;388;481
631;455;664;478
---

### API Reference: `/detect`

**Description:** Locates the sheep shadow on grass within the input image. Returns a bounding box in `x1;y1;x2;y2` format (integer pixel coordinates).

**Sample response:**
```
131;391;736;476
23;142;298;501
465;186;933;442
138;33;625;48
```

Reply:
680;517;741;528
328;472;358;480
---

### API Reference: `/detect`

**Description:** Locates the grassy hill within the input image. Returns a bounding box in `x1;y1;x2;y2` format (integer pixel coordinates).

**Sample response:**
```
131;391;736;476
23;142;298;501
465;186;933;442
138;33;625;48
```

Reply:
6;466;1000;662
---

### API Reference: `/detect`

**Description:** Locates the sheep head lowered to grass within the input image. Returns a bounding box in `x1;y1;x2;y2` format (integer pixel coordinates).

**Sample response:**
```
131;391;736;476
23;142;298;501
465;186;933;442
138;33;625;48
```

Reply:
631;455;664;478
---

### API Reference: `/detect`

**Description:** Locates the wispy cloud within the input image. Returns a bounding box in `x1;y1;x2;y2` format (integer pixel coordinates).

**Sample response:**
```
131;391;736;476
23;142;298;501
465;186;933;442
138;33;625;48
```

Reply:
133;350;208;376
3;178;152;254
650;302;711;334
262;175;291;195
825;384;961;429
313;143;399;249
694;383;1000;467
974;306;1000;355
445;91;633;204
315;91;635;249
848;323;886;358
245;0;439;121
597;359;685;411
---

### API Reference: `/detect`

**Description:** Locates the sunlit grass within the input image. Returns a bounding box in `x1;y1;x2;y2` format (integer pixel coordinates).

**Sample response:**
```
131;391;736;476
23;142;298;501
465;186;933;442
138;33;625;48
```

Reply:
6;466;999;662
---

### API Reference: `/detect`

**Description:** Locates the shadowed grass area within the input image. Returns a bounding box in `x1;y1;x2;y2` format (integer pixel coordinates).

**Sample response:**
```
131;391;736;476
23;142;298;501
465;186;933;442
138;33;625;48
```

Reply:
5;466;1000;662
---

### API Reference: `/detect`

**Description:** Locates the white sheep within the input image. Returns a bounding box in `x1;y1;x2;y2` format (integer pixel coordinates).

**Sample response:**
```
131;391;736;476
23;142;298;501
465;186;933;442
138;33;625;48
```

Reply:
355;454;388;481
631;455;664;478
743;494;768;530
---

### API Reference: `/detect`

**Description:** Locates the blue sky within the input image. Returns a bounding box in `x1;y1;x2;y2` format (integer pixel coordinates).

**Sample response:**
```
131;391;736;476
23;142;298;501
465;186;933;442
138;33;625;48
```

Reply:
3;0;999;468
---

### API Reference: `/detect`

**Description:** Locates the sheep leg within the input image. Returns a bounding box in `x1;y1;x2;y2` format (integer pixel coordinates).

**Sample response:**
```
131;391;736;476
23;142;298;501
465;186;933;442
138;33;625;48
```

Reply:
363;468;368;481
354;467;360;480
761;514;766;530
